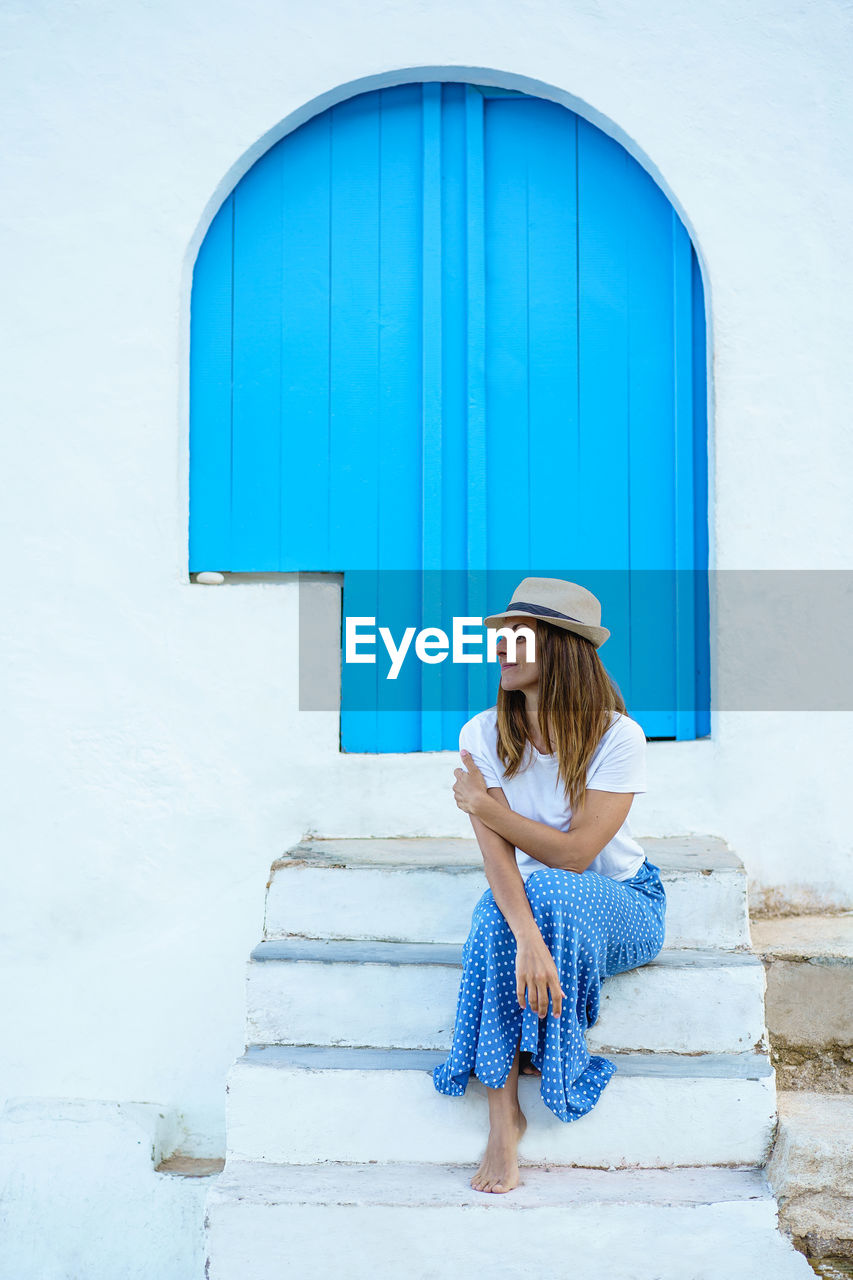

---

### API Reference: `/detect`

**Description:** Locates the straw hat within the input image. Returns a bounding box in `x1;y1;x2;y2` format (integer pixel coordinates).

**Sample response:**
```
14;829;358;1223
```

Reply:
483;577;610;648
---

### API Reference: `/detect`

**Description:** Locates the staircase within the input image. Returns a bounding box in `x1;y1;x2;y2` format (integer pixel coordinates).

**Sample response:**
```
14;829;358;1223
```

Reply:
203;836;815;1279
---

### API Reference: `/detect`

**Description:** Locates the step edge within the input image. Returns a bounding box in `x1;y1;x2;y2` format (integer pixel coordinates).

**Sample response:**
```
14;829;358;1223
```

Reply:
231;1045;775;1079
248;941;763;967
271;836;743;874
206;1159;776;1210
270;859;746;877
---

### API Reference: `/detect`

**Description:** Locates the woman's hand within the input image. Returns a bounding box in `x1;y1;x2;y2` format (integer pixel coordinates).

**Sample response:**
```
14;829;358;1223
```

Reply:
515;928;565;1019
452;750;490;817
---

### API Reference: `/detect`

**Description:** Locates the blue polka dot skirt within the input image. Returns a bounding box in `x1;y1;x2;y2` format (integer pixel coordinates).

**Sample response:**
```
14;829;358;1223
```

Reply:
432;857;667;1123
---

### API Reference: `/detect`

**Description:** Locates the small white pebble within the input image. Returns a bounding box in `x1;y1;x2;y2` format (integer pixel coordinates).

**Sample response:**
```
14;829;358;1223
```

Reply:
195;572;225;585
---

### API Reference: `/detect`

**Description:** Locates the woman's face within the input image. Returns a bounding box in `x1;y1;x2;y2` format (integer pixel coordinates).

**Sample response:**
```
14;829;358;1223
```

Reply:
495;621;540;693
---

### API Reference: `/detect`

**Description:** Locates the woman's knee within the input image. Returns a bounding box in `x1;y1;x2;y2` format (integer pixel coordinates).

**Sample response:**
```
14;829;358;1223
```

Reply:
525;868;560;891
471;891;511;938
525;868;591;928
524;868;566;921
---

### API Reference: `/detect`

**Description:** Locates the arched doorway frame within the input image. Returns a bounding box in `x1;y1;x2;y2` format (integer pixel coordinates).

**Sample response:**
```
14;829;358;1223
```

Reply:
178;66;716;742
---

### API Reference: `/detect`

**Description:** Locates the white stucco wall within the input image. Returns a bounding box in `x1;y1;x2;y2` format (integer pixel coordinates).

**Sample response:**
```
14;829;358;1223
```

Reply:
3;0;852;1223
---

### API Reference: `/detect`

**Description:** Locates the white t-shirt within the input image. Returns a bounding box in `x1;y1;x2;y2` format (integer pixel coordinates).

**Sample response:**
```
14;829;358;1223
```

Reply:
458;705;647;881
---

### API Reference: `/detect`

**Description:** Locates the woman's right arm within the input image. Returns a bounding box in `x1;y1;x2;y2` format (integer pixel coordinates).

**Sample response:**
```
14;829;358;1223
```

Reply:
469;794;565;1020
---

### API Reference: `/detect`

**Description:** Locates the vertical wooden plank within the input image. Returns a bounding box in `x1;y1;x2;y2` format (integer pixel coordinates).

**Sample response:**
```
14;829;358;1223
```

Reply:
482;97;534;726
673;212;697;740
420;81;444;749
439;82;468;574
526;101;579;569
625;164;677;737
279;112;331;569
484;99;531;571
189;195;233;572
577;120;631;565
376;82;424;572
231;144;284;569
465;87;487;572
577;119;631;703
332;90;381;750
463;85;493;719
375;82;424;751
328;92;381;570
421;82;443;569
435;83;473;731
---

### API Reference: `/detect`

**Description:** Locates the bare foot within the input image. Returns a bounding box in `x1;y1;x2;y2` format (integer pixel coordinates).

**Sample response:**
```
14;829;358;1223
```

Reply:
520;1057;541;1076
470;1107;527;1194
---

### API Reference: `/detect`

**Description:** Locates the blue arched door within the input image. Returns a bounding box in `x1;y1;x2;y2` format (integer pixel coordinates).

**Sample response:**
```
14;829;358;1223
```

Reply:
190;82;710;750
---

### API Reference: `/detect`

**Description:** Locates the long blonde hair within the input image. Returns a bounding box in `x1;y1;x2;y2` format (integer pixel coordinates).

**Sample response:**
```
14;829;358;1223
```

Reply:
494;619;627;814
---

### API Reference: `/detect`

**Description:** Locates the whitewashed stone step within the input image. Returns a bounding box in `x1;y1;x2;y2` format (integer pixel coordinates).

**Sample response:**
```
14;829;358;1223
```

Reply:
204;1160;814;1280
264;835;750;951
245;940;767;1056
225;1046;777;1168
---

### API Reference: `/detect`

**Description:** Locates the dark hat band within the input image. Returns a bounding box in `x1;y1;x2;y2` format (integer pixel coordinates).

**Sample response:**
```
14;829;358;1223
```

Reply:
502;601;586;625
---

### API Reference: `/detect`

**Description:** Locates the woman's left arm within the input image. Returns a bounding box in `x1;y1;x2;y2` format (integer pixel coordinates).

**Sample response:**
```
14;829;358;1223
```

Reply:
454;750;635;874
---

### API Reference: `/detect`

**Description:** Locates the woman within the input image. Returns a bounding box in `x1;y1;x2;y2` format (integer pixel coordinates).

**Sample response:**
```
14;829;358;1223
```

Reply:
432;577;666;1195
